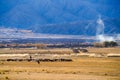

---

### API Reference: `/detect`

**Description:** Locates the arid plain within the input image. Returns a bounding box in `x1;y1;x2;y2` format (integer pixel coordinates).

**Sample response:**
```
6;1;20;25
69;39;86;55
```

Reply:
0;47;120;80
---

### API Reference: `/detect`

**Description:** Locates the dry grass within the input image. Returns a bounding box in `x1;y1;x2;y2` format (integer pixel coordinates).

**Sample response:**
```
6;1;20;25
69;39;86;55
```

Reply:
0;47;120;54
0;57;120;80
0;47;120;80
0;48;72;54
87;47;120;54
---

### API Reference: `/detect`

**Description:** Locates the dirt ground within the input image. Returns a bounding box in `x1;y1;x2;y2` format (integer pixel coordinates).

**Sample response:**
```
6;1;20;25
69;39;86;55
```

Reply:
0;72;110;80
0;47;120;54
0;47;120;80
87;47;120;54
0;57;120;80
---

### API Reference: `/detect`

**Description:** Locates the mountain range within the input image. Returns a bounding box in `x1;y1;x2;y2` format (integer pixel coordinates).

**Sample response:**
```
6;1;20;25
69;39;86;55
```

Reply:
0;0;120;37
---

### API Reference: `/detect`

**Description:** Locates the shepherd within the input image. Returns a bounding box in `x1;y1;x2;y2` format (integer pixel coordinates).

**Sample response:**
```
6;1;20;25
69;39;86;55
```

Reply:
29;55;32;61
36;59;40;64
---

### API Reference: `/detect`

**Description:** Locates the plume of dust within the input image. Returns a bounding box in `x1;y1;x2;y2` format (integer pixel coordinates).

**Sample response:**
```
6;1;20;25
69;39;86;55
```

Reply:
96;15;115;42
97;35;115;42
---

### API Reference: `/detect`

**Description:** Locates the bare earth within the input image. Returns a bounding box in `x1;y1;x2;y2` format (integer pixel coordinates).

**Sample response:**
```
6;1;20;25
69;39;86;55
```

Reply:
1;72;109;80
0;57;120;80
0;47;120;80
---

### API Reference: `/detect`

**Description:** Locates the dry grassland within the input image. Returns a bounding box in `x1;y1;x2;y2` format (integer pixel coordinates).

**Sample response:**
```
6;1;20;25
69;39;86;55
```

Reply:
0;47;120;54
87;47;120;54
0;48;72;54
0;47;120;80
0;57;120;80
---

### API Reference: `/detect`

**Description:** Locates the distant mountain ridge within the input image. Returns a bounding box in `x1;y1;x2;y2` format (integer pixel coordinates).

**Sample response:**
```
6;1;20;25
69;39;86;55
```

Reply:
0;0;120;36
30;18;120;36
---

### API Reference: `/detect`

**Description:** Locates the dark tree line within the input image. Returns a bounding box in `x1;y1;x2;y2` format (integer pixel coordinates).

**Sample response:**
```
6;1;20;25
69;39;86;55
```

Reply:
94;41;118;47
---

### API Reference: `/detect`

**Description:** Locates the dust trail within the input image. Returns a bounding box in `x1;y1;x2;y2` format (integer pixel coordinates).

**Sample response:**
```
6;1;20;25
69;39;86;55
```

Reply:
96;15;116;42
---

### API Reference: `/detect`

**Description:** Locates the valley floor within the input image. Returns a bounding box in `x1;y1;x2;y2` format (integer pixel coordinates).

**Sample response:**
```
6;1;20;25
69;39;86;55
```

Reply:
0;47;120;80
0;57;120;80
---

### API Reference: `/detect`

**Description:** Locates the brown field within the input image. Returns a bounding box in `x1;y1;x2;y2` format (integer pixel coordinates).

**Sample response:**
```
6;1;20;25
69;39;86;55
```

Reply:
87;47;120;54
0;48;72;54
0;47;120;54
0;47;120;80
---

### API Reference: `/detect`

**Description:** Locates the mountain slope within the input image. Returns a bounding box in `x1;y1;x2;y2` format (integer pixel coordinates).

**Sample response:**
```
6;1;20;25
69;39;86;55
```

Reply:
31;18;120;36
0;0;120;36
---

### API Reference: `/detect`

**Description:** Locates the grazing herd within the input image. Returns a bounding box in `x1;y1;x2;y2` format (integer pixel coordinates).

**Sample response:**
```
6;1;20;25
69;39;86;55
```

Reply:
6;58;72;62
